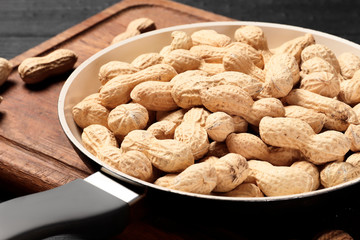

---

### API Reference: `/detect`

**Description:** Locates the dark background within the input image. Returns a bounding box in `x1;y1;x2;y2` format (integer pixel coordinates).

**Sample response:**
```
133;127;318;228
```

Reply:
1;0;360;239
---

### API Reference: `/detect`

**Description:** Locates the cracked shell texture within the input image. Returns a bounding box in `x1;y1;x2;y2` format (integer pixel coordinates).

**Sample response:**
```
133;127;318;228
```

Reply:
108;103;149;137
120;130;194;172
248;160;315;196
212;153;249;192
0;57;12;86
81;124;118;157
72;93;110;129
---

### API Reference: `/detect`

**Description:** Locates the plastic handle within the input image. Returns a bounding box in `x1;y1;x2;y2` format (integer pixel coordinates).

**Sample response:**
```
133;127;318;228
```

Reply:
0;179;131;240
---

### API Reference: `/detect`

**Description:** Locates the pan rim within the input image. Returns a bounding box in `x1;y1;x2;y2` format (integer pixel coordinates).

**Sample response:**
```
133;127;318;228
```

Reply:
58;20;360;202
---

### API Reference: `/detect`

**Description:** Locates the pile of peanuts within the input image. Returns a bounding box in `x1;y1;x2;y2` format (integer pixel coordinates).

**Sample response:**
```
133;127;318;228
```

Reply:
73;24;360;198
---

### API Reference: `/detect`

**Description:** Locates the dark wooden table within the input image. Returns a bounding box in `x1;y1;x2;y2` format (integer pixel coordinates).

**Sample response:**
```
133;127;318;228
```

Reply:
1;0;360;239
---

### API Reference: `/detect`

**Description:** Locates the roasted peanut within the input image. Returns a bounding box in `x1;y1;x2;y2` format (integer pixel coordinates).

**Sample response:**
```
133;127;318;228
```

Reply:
338;52;360;79
247;160;315;196
81;124;118;157
198;61;225;75
205;112;235;142
170;31;193;50
300;57;338;77
72;93;110;129
300;71;340;98
130;81;178;111
162;49;201;73
301;44;341;73
344;124;360;152
226;133;301;166
290;161;320;191
156;108;187;125
284;105;326;133
211;153;249;192
18;49;77;84
338;70;360;105
111;18;155;44
191;29;231;47
130;52;163;70
206;141;229;158
0;57;12;86
346;153;360;168
147;120;177;139
320;161;360;188
98;61;138;85
107;103;149;137
284;89;358;131
99;64;177;108
120;130;194;172
220;183;264;198
264;53;300;84
155;161;217;194
174;108;210;160
201;85;285;126
234;25;273;63
259;117;351;165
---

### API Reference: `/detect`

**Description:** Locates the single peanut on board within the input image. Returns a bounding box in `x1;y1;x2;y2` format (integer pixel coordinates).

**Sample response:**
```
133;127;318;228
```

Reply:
18;49;77;84
120;130;194;172
0;57;12;86
259;117;351;165
111;18;156;45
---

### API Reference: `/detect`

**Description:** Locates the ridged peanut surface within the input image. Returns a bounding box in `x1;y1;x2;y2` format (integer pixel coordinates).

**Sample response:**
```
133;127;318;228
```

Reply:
300;71;340;98
248;160;315;196
284;105;326;133
18;49;77;84
0;57;12;86
338;52;360;79
221;183;264;197
301;44;340;73
98;61;138;85
259;117;351;165
111;18;155;44
320;162;360;188
120;130;194;172
191;29;231;47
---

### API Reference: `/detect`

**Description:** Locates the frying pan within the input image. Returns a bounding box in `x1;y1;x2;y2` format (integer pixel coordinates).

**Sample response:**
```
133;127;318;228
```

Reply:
1;21;360;240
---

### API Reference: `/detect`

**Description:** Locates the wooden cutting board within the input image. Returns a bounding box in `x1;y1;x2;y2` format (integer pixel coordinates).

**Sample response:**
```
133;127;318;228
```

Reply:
0;0;233;195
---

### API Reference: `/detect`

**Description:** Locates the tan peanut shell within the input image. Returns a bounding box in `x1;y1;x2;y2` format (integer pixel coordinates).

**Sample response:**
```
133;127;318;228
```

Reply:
223;52;265;82
234;25;273;63
338;52;360;79
338;70;360;105
111;18;155;44
99;64;177;108
72;93;110;129
191;29;231;47
0;57;12;86
273;33;315;64
156;108;187;125
259;117;351;165
315;230;354;240
226;133;301;166
290;161;320;191
248;160;315;196
97;146;153;182
154;174;177;188
131;53;163;70
166;162;217;194
221;183;264;197
198;61;225;75
120;130;194;172
284;105;326;133
284;89;359;131
81;124;118;157
169;69;209;85
232;115;248;133
162;49;201;73
98;61;138;85
18;49;77;84
174;108;210;160
320;161;360;188
206;141;229;158
300;71;340;98
130;81;178;111
301;44;341;73
264;53;300;84
170;31;193;50
344;124;360;152
212;153;249;192
205;112;235;142
147;120;177;139
107;103;149;137
300;57;338;76
346;153;360;168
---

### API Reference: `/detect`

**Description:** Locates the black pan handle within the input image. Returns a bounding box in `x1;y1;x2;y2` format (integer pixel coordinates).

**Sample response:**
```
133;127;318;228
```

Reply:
0;174;139;240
